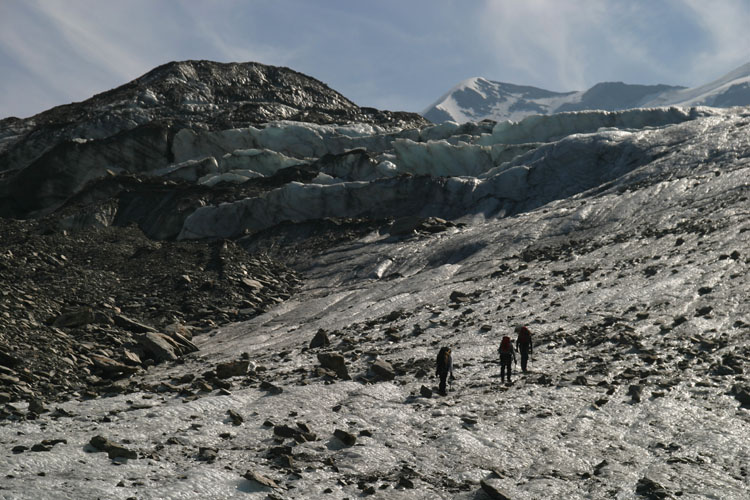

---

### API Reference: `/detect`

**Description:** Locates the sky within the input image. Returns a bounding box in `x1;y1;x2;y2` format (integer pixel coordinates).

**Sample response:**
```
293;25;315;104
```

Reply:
1;0;750;119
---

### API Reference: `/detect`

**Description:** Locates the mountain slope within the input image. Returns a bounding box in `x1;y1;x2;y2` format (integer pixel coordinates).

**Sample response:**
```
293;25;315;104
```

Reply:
423;62;750;123
422;77;579;123
0;60;748;499
648;61;750;108
0;104;748;499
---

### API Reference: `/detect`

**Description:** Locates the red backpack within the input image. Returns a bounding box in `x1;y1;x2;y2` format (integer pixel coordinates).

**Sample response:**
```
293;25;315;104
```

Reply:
518;327;531;344
499;336;512;353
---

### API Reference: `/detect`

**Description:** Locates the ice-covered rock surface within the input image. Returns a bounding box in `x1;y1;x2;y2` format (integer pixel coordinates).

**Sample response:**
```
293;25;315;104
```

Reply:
1;100;749;500
176;106;729;240
0;60;427;218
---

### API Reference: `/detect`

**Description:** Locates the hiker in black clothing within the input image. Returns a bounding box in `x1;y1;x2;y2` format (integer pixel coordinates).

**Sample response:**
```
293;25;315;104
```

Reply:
498;336;516;383
435;346;454;395
515;325;533;373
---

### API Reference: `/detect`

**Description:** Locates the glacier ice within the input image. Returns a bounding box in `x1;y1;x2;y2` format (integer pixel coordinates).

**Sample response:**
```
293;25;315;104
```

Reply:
478;106;707;145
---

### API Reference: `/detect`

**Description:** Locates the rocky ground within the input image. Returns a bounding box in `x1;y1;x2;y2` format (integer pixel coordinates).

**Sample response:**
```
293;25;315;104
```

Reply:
0;215;303;406
0;205;462;411
1;193;747;499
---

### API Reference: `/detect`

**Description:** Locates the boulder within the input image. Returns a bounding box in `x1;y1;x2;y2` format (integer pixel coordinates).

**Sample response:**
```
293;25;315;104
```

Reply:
397;475;415;489
216;360;249;379
370;359;396;381
227;409;244;426
171;332;199;355
333;429;357;446
52;307;96;328
628;384;644;403
121;349;143;366
198;446;218;462
89;435;137;460
164;322;194;341
635;477;671;499
27;398;48;414
240;277;264;291
309;329;330;349
732;385;750;408
0;348;22;368
317;352;350;380
90;354;139;376
260;381;283;394
243;470;279;490
273;424;316;443
480;479;512;500
389;215;424;235
137;332;181;361
114;314;157;333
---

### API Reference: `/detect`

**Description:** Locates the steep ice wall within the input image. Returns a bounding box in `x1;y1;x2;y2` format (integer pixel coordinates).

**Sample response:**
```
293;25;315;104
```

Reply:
178;176;485;239
218;149;303;176
177;129;658;239
478;106;708;145
172;121;409;163
392;139;494;177
177;109;750;241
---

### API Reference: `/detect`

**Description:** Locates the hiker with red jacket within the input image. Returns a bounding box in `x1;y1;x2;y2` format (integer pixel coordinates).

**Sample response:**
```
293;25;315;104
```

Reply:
497;336;516;383
435;346;454;395
515;325;533;373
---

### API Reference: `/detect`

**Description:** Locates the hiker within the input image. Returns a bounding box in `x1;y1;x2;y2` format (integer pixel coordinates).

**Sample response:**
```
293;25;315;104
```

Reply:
498;336;516;383
435;346;454;395
515;325;533;373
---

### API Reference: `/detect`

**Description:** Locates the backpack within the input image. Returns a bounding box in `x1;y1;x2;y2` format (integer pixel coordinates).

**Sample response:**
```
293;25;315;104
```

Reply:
436;347;450;372
517;327;531;344
499;336;512;353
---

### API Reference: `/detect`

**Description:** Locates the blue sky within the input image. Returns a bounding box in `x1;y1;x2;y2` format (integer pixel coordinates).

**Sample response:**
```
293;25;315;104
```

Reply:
1;0;749;119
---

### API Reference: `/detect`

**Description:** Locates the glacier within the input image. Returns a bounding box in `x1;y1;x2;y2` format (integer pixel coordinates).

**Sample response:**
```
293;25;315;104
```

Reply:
172;106;730;241
1;103;749;500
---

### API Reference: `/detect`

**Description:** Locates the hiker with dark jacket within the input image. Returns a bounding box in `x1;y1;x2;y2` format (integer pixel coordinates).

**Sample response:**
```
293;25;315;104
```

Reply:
515;325;533;373
498;336;516;383
435;346;454;395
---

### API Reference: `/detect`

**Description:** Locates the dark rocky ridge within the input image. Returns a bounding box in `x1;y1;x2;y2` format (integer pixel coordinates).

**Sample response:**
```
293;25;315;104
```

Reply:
1;59;427;168
0;60;428;218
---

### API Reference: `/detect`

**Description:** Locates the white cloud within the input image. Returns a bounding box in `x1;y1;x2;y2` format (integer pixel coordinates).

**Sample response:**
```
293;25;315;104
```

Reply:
476;0;612;90
2;0;749;119
680;0;750;80
37;1;152;81
473;0;749;90
0;0;166;115
178;3;301;66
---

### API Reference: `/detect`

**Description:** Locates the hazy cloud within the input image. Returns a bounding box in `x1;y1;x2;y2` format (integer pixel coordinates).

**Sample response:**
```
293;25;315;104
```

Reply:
475;0;749;90
680;0;750;81
1;0;749;118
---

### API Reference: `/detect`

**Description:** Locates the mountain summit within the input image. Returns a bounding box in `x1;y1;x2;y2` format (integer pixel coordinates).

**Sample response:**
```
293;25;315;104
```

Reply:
0;60;427;218
0;60;427;177
423;61;750;123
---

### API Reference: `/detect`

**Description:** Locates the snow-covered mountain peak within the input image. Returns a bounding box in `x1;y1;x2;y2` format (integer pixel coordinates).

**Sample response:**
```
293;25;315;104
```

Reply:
423;77;576;124
424;62;750;123
651;61;750;108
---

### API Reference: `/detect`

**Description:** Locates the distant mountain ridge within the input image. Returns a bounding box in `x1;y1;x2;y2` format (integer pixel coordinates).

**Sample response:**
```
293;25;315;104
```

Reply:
423;62;750;123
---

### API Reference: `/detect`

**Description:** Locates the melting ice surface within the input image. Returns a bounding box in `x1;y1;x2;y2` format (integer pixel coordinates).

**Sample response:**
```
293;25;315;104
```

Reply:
1;106;749;499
